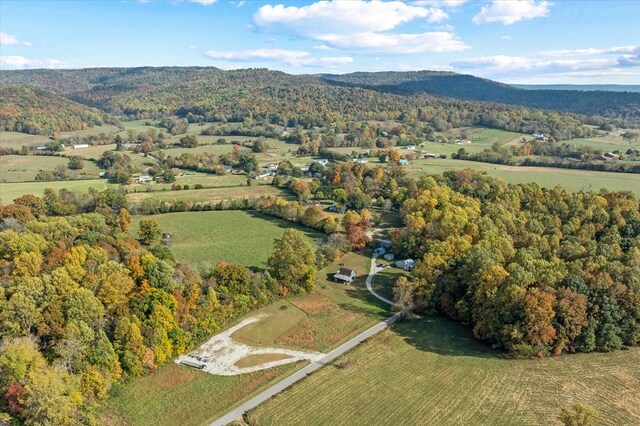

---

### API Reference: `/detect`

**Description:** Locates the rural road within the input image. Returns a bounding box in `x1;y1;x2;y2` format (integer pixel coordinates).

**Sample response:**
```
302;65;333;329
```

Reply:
210;253;396;426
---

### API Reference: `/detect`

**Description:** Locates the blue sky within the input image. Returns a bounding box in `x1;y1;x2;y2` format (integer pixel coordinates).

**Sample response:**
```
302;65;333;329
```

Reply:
1;0;639;84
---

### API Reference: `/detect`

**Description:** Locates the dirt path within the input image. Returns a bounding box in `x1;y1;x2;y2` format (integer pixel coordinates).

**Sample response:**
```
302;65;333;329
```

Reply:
174;315;324;376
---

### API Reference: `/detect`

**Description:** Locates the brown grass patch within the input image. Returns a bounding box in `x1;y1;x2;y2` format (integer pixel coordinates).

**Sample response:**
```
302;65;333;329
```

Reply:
276;318;320;350
291;297;338;316
155;365;198;388
234;353;293;369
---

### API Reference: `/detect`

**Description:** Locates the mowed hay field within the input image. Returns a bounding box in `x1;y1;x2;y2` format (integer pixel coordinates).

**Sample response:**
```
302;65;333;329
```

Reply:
131;210;324;269
127;184;286;204
102;362;301;426
0;179;109;203
0;155;101;182
408;158;640;194
249;316;640;426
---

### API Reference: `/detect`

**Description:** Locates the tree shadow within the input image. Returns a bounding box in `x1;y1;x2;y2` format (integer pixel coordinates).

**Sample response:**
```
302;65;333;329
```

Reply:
391;314;506;359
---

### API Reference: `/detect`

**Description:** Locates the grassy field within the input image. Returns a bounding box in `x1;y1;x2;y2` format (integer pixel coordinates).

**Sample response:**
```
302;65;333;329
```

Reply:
0;155;101;182
101;362;301;426
407;158;640;194
0;131;51;148
127;184;285;204
0;179;109;203
249;315;640;426
61;143;116;160
130;210;324;270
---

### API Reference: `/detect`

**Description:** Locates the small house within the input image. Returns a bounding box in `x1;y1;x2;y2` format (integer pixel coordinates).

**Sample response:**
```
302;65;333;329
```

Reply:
378;239;392;249
404;145;416;150
398;159;410;166
311;159;330;165
532;133;546;140
383;253;395;261
334;267;357;284
133;175;152;184
352;158;367;164
264;163;279;169
396;259;416;270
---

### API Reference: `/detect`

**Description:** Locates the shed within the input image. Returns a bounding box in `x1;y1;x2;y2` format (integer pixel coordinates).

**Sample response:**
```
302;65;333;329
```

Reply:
383;253;395;261
396;259;416;270
334;267;357;284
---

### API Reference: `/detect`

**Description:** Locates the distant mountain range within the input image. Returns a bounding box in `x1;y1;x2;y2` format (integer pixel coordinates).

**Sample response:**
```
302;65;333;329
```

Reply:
320;71;640;117
1;67;638;136
513;84;640;93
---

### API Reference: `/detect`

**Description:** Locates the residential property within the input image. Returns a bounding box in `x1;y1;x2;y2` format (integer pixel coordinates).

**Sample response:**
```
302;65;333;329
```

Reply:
377;239;392;249
352;158;367;164
396;259;416;270
404;145;416;150
133;175;152;184
532;133;546;140
333;267;357;284
264;163;279;169
311;159;330;165
398;159;410;166
383;253;395;261
374;247;386;255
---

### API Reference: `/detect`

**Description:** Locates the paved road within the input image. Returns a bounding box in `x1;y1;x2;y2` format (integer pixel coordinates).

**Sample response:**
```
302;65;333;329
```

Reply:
210;253;396;426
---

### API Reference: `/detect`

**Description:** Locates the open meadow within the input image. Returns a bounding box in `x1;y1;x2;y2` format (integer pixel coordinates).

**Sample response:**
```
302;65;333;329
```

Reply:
0;178;109;203
249;315;640;426
130;210;324;269
0;154;101;182
407;158;640;193
127;184;286;205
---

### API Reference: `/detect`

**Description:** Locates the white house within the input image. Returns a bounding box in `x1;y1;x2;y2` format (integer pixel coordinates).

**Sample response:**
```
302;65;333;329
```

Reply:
334;267;357;284
264;163;279;169
398;159;410;166
311;159;329;165
396;259;416;270
352;158;367;164
133;175;152;184
425;153;439;158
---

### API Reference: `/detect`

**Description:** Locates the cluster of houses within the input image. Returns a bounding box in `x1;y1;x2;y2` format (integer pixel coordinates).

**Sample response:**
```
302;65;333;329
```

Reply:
332;239;416;285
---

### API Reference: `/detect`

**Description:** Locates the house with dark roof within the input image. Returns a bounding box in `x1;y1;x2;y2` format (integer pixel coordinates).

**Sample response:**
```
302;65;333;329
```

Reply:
333;267;356;284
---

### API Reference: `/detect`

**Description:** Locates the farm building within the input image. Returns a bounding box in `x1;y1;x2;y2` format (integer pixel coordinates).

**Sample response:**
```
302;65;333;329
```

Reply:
334;267;357;284
383;253;395;261
398;159;410;166
264;163;279;169
133;175;152;184
311;159;329;165
396;259;415;270
72;144;89;149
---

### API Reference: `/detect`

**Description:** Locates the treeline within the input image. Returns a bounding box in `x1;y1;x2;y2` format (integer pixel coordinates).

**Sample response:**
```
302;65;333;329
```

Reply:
0;67;608;140
0;189;320;424
390;170;640;356
0;86;107;135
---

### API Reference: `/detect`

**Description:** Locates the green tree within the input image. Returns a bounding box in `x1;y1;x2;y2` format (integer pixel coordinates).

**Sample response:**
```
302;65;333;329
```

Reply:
559;403;599;426
267;229;317;293
138;219;161;245
67;156;84;170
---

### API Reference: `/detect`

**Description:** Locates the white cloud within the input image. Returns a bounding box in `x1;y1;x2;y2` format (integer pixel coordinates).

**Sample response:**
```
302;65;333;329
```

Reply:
0;32;31;46
473;0;553;25
540;45;639;57
189;0;217;5
412;0;469;7
253;0;468;55
202;48;353;67
254;1;448;37
500;35;512;40
0;55;68;69
317;31;469;54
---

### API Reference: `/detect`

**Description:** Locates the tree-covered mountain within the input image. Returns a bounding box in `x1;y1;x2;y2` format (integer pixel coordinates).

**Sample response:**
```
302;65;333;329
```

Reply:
0;67;629;138
0;86;106;135
320;71;640;121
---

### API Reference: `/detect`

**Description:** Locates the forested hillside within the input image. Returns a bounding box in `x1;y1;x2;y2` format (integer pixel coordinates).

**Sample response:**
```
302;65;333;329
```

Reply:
321;71;640;124
0;67;612;140
0;86;106;135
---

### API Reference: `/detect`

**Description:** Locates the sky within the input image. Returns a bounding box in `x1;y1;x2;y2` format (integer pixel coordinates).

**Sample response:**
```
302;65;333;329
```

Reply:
1;0;639;84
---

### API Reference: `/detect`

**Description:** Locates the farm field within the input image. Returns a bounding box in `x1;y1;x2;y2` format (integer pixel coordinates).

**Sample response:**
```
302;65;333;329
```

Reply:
408;158;640;193
61;143;116;160
249;315;640;426
0;131;51;148
0;178;109;203
130;210;324;269
0;155;101;182
126;184;286;204
101;362;301;426
128;172;248;192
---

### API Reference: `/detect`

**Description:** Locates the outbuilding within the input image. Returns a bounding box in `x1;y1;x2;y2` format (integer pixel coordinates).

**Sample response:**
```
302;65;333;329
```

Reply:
396;259;416;270
333;267;357;284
